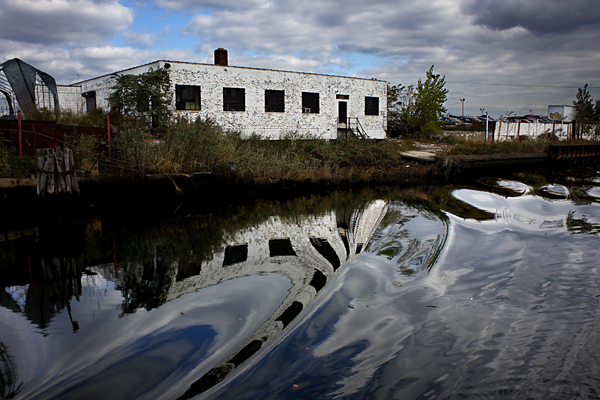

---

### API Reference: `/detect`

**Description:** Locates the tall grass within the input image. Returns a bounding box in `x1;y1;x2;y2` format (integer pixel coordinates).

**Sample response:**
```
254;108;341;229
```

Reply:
111;117;405;183
441;135;551;156
0;139;35;178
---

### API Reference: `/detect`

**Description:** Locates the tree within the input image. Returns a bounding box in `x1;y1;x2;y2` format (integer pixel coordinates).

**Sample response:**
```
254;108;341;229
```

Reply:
109;67;172;132
388;66;448;132
387;83;415;124
573;83;594;138
413;66;448;132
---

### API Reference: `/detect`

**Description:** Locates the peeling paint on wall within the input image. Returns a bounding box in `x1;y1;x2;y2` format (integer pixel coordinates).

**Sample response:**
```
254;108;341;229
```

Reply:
74;60;387;139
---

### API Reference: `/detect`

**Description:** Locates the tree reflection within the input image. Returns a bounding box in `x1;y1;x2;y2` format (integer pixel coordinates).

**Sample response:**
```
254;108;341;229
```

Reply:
567;210;600;235
0;342;23;399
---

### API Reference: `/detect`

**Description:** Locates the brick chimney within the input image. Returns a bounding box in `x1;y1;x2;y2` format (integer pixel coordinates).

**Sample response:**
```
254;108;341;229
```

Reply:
214;48;228;66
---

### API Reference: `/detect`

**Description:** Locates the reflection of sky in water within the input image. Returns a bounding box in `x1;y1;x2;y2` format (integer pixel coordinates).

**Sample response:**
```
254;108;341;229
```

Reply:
2;273;291;400
450;187;600;234
3;176;600;400
211;181;600;399
587;186;600;199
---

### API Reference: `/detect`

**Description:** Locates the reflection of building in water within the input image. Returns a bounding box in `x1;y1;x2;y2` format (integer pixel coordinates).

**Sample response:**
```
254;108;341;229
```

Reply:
0;200;387;398
172;200;388;399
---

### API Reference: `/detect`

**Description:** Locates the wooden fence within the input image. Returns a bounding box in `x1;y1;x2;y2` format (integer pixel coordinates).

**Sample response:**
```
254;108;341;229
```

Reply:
37;147;79;196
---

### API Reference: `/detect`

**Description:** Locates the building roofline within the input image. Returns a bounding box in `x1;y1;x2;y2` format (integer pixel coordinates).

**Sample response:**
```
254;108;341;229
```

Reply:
70;59;387;85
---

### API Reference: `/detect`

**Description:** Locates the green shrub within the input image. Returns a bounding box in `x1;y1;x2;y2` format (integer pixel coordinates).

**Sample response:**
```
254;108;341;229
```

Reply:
0;140;36;178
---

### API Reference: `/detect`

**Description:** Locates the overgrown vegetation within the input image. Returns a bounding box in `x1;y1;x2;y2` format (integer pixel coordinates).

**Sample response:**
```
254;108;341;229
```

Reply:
441;135;550;156
0;139;35;178
27;107;108;127
111;118;406;183
108;68;171;132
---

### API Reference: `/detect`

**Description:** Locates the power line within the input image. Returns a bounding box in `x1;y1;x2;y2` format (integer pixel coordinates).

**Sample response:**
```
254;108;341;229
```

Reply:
446;81;600;89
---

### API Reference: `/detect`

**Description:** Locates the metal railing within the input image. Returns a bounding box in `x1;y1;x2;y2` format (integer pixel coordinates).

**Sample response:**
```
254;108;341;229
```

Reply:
346;117;370;139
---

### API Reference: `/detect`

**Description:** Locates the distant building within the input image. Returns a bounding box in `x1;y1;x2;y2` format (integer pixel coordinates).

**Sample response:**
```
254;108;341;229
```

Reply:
548;105;576;122
67;49;387;139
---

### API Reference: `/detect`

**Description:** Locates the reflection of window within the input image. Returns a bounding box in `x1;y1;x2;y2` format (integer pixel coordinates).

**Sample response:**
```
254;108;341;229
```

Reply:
269;239;296;257
265;89;284;112
310;238;341;270
176;262;202;281
223;244;248;266
365;96;379;115
229;340;263;367
302;92;319;113
176;85;201;110
82;91;96;112
223;87;245;111
276;301;303;328
310;269;327;292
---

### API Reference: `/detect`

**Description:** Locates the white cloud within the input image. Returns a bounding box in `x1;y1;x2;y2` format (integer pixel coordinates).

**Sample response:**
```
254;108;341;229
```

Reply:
0;0;133;45
1;0;599;117
123;31;158;49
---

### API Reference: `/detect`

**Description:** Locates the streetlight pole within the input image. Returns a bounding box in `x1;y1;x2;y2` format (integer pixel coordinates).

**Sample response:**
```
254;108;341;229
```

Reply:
460;98;465;118
480;108;489;142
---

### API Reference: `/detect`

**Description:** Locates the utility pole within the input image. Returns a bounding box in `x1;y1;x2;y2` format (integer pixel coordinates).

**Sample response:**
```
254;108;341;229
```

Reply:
460;98;465;118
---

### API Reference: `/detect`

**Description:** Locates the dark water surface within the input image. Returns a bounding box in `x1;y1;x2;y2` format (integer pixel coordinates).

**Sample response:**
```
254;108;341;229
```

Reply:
2;167;600;399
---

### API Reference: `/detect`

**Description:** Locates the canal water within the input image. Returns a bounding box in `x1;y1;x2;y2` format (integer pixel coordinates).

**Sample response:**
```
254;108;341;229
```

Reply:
1;166;600;399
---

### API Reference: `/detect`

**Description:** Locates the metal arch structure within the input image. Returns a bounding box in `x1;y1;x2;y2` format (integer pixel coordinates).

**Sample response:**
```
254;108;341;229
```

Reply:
0;58;60;116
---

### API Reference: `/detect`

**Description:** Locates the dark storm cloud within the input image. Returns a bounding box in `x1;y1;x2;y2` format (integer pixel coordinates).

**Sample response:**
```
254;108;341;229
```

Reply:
463;0;600;35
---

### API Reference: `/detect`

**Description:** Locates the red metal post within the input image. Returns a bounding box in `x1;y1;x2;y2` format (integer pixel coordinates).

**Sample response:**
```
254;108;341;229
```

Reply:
18;111;22;157
107;114;111;158
517;121;521;142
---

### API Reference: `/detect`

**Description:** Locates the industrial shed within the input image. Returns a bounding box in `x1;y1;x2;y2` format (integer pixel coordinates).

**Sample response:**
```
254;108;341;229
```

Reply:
71;49;387;139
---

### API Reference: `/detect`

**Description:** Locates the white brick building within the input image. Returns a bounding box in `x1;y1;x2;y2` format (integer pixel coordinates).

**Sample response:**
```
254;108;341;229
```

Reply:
71;49;387;139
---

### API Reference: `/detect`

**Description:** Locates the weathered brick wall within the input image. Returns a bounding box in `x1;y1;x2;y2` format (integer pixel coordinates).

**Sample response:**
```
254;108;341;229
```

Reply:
80;61;387;139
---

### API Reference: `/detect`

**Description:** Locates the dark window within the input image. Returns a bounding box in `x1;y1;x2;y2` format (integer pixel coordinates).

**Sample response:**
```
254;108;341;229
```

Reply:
176;85;201;110
82;91;96;112
265;89;284;112
229;340;263;367
310;238;341;270
336;94;349;100
176;262;202;281
224;87;245;111
309;269;327;292
302;92;319;113
269;239;296;257
276;301;303;328
365;96;379;115
223;244;248;266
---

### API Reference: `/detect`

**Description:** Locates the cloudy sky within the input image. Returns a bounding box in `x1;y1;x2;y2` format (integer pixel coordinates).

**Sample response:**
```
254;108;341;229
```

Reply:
1;0;599;118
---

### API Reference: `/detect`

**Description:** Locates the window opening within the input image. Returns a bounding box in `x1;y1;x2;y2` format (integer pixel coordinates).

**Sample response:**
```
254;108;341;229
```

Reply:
265;89;284;112
82;91;96;112
310;238;341;270
269;239;296;257
302;92;319;113
223;244;248;266
224;87;245;111
365;96;379;115
176;85;201;110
